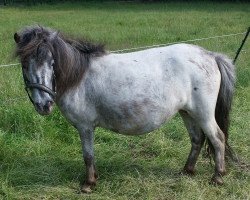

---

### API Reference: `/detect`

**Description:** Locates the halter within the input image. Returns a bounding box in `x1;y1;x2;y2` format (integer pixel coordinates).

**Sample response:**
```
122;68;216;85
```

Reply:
22;67;57;105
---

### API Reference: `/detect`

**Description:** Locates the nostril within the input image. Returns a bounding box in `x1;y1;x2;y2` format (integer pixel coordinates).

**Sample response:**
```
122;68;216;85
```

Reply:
46;100;53;108
44;100;54;111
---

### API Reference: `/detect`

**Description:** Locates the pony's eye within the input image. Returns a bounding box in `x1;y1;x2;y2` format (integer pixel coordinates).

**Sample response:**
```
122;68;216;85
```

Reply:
51;60;55;68
21;60;29;70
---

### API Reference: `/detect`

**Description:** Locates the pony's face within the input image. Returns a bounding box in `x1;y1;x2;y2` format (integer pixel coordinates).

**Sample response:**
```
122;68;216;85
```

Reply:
19;42;55;115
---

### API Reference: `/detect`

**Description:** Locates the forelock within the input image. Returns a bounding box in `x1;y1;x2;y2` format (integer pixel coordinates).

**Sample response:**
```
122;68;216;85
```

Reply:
15;26;56;61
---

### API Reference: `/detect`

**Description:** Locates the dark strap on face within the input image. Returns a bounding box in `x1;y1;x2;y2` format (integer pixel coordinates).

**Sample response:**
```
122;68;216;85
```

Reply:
25;83;56;98
22;67;57;104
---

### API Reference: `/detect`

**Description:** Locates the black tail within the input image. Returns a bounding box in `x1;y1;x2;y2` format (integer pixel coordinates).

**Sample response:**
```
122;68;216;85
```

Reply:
207;53;239;162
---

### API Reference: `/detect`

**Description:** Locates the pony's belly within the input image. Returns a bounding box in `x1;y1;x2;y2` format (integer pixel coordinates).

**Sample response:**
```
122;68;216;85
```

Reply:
100;120;164;135
96;89;182;135
98;110;174;135
117;121;164;135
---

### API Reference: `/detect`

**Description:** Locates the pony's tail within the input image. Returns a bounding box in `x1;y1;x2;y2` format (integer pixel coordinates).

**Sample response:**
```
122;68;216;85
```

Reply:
206;53;239;163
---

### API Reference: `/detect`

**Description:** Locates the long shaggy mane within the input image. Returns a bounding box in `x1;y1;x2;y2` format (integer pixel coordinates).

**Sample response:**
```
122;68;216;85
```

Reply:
15;25;106;96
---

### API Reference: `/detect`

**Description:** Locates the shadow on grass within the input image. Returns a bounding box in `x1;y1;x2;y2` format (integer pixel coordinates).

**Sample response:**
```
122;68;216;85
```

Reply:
3;153;181;190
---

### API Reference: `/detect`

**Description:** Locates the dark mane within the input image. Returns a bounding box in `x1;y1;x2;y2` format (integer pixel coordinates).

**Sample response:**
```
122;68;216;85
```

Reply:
15;26;106;96
64;37;106;57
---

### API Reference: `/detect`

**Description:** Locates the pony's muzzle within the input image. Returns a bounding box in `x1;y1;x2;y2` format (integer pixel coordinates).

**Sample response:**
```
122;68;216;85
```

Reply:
35;100;54;115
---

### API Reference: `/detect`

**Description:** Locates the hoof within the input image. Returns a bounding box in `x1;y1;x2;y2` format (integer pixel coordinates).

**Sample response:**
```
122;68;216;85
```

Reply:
181;167;195;176
210;174;224;185
81;184;93;193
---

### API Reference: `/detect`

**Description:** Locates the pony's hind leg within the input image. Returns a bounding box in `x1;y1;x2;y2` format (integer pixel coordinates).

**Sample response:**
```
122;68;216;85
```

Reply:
198;118;226;185
180;111;205;175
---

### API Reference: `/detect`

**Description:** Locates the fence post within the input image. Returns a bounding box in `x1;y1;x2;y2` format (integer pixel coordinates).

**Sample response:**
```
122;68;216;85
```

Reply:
233;27;250;64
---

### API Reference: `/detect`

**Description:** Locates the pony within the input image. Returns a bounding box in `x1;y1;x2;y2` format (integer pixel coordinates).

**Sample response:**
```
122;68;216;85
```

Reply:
14;26;236;193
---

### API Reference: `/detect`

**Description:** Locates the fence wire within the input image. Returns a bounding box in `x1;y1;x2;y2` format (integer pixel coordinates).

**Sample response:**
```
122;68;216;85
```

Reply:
110;31;247;53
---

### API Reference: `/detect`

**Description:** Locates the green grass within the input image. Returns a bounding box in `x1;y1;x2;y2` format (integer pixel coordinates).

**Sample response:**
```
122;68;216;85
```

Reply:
0;1;249;199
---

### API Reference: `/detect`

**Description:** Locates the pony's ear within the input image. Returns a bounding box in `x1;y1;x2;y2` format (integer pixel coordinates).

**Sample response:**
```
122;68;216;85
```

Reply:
14;33;20;43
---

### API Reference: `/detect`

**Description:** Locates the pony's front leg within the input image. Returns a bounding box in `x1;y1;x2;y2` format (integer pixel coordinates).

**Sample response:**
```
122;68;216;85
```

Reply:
78;127;98;193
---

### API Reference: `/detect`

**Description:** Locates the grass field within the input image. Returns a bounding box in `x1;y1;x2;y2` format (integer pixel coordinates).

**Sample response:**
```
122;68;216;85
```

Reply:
0;1;249;199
